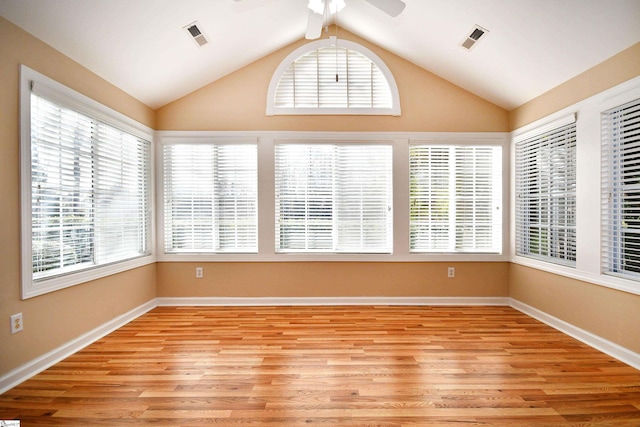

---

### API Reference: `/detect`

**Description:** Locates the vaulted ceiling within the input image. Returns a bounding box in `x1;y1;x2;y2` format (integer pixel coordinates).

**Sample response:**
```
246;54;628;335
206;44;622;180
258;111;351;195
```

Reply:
1;0;639;110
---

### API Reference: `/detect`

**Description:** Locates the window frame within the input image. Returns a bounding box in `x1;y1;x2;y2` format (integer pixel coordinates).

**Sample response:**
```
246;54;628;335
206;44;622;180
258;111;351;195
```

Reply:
266;38;401;116
20;65;155;299
157;131;509;263
510;75;640;297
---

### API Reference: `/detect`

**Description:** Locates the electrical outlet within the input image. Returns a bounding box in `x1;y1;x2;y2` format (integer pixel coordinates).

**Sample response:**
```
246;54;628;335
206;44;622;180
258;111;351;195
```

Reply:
195;267;203;278
447;267;455;278
10;313;23;334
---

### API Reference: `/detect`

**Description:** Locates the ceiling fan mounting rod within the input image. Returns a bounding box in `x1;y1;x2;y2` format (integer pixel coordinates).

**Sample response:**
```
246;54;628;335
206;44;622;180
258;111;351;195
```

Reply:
306;0;406;40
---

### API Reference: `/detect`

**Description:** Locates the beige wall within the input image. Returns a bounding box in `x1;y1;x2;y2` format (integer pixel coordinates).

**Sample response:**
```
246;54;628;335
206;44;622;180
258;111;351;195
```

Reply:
0;17;157;376
510;264;640;353
154;28;511;303
156;27;509;132
157;262;509;299
510;42;640;130
508;42;640;354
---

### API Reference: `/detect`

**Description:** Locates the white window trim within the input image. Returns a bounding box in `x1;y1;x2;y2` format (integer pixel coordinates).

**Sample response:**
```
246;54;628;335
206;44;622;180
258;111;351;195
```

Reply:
19;65;155;299
510;75;640;297
157;130;509;263
266;38;401;116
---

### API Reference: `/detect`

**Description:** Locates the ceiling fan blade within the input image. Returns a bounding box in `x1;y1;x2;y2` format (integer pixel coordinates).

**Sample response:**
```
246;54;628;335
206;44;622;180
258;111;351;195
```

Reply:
305;9;324;39
365;0;406;17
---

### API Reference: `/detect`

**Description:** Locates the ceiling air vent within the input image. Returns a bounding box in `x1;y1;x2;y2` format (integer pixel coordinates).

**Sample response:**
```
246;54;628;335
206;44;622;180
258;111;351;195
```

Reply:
184;22;209;47
461;25;488;50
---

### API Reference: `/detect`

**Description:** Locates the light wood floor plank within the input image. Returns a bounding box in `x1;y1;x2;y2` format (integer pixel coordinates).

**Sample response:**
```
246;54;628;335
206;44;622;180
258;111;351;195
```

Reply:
1;305;639;425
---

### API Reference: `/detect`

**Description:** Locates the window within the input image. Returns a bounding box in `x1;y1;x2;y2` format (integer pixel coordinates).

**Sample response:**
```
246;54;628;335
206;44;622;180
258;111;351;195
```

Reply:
602;98;640;279
275;143;393;253
410;145;502;253
21;67;152;298
515;115;576;265
162;143;258;253
158;131;508;262
267;38;400;116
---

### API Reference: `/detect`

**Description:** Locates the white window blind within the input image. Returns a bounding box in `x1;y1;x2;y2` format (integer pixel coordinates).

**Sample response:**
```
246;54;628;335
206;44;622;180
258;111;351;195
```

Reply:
30;90;151;280
275;144;393;253
515;116;576;265
163;144;258;253
602;98;640;279
273;43;393;112
409;145;502;253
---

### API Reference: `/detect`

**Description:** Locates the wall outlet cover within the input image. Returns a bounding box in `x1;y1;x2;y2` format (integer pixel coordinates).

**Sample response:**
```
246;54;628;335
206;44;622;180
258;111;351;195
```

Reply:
10;313;23;334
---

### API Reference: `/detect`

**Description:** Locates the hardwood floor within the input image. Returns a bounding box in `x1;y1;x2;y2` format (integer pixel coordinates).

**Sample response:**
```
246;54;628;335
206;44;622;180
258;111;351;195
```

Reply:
1;305;640;426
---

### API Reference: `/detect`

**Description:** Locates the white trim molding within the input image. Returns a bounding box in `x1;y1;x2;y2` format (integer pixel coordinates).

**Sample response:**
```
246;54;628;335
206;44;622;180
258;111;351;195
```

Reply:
0;300;156;395
510;298;640;370
155;296;511;307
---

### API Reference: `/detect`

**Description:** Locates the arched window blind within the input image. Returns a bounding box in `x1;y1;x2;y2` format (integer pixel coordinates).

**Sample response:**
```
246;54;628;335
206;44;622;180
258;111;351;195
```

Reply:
267;38;400;116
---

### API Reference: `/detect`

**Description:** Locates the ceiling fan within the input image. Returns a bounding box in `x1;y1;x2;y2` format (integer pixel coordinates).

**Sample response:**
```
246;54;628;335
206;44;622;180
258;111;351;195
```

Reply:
233;0;406;40
305;0;406;39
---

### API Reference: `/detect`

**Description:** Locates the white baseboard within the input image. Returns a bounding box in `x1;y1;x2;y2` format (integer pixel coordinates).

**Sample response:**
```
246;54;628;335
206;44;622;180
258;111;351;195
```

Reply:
0;300;156;395
156;296;511;306
509;298;640;370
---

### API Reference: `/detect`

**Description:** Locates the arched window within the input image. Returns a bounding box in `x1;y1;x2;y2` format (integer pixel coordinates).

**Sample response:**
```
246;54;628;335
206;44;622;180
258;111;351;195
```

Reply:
267;37;401;116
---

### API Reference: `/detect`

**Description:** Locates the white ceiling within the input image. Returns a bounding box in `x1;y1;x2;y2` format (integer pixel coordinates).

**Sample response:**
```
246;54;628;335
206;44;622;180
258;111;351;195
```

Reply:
1;0;639;110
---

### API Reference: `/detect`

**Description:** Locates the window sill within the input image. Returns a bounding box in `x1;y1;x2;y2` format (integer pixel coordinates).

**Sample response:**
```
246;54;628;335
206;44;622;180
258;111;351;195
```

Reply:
512;255;640;296
267;107;401;116
157;252;509;263
22;255;156;299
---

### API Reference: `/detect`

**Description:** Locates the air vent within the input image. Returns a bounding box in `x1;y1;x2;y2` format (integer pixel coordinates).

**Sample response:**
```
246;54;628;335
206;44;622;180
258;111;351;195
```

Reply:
184;22;209;47
461;25;488;50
